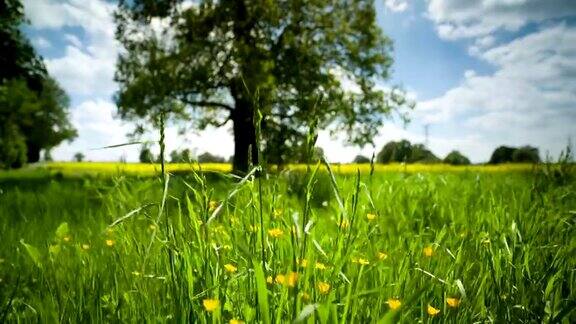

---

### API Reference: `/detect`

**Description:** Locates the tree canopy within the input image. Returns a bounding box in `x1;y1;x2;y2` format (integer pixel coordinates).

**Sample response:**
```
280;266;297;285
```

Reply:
0;0;76;168
115;0;412;172
489;145;540;164
376;139;439;164
443;150;471;165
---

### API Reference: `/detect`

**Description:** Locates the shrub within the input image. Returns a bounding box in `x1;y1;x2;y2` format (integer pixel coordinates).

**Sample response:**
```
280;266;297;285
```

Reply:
444;150;471;165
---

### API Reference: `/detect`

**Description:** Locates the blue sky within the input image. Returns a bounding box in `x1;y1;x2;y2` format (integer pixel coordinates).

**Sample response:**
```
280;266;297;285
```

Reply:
22;0;576;163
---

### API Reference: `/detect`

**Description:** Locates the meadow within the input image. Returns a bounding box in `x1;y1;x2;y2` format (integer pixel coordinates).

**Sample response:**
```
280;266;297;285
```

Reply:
0;162;575;322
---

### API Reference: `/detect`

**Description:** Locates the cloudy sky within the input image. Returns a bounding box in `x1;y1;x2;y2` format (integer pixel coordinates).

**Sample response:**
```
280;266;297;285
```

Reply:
22;0;576;163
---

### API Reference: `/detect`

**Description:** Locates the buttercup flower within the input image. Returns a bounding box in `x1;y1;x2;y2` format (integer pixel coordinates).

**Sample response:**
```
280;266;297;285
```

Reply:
203;298;220;312
224;263;237;273
427;304;440;316
423;246;434;257
387;298;401;310
317;282;330;294
446;297;460;308
366;213;377;221
268;228;284;238
105;239;115;247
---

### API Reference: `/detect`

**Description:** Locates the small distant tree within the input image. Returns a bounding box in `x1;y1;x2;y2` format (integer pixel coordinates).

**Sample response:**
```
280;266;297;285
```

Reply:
444;150;471;165
73;152;85;162
512;146;540;163
377;140;412;163
198;152;225;163
489;146;516;164
170;148;193;163
410;144;440;163
353;155;370;163
139;146;155;163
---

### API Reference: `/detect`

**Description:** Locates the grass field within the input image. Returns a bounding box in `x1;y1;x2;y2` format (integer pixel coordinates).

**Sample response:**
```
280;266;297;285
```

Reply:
0;162;575;322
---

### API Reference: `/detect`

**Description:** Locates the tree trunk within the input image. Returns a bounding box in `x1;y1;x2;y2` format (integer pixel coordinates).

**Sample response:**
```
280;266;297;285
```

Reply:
231;99;258;174
26;141;41;163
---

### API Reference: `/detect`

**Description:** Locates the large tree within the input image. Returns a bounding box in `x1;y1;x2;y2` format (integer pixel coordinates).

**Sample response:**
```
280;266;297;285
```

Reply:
115;0;411;172
0;0;76;167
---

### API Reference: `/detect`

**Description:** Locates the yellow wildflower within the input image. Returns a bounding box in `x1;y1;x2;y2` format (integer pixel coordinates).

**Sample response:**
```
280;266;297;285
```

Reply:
203;298;220;312
149;224;156;231
423;246;434;257
446;297;460;308
81;244;90;250
132;271;141;276
275;274;285;285
298;258;308;268
357;258;369;265
268;228;284;238
222;244;232;251
229;320;244;324
273;209;282;218
387;298;401;310
224;263;237;273
427;304;440;316
317;282;330;294
286;271;298;287
208;200;218;212
315;262;328;270
63;235;72;242
266;276;273;284
378;252;388;260
105;239;115;247
366;213;377;221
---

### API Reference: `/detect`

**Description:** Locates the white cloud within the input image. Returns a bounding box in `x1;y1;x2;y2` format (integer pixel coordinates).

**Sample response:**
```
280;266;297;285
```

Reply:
385;0;409;13
33;36;51;49
64;34;82;47
45;46;116;97
415;24;576;162
426;0;576;40
24;0;118;99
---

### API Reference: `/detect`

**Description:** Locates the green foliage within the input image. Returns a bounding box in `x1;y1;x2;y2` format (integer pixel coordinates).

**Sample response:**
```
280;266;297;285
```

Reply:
169;148;192;163
0;0;47;90
73;152;85;162
443;150;471;165
0;1;76;167
0;122;27;168
489;145;540;164
197;152;226;163
377;140;439;164
352;155;370;163
512;146;540;163
139;145;155;163
0;170;574;322
115;0;413;171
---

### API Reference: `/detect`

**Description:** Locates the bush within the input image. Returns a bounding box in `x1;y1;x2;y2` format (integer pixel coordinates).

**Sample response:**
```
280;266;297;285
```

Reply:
353;155;370;163
377;140;440;164
139;146;155;163
198;152;225;163
444;150;471;165
489;145;540;164
512;146;540;163
0;123;27;169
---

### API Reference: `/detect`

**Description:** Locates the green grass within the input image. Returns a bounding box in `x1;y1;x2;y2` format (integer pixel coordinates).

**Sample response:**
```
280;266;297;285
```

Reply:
0;167;575;322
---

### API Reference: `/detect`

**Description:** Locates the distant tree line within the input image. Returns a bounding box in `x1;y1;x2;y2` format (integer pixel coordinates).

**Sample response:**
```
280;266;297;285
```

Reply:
0;0;76;169
352;140;540;165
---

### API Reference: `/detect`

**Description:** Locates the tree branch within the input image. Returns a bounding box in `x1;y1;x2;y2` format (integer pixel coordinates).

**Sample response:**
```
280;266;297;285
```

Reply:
181;99;234;111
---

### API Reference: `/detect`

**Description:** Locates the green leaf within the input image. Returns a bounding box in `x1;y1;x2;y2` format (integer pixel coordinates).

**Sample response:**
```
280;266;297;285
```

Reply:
55;222;69;239
20;239;42;269
252;259;270;324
